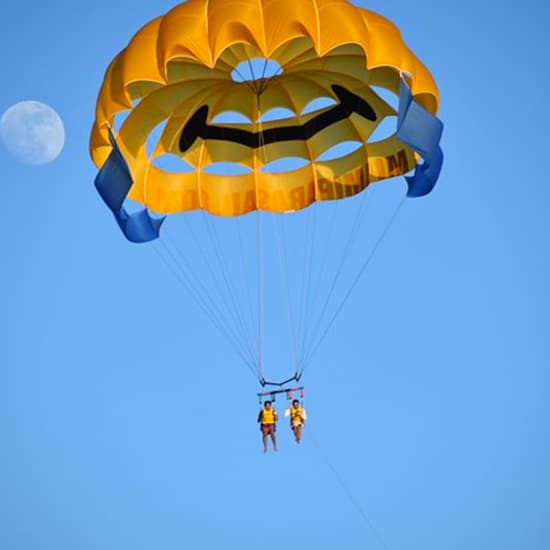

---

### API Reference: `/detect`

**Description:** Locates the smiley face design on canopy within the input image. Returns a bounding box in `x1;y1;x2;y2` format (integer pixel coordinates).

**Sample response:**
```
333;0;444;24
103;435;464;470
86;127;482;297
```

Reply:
90;0;443;242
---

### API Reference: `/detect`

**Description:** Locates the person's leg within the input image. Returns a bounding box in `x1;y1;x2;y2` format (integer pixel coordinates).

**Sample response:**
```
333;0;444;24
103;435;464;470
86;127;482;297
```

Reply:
262;427;268;452
270;428;278;451
295;425;302;443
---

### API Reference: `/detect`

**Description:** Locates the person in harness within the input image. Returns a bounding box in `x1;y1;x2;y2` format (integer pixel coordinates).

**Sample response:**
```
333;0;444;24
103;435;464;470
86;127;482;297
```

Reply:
258;400;278;453
285;399;307;444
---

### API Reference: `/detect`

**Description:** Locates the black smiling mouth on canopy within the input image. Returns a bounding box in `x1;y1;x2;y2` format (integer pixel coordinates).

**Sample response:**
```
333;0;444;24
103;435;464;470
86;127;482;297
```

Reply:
179;85;377;153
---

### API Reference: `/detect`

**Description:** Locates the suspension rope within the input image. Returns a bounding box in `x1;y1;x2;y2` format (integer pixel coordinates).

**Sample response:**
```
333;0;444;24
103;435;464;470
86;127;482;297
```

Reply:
295;205;316;369
232;64;258;97
259;57;269;84
255;90;266;382
151;240;260;379
303;199;340;351
256;208;264;381
299;185;372;370
299;195;406;374
258;67;284;97
297;204;319;366
274;215;301;373
165;225;251;354
236;216;258;358
247;58;258;94
202;212;261;374
157;237;238;346
309;427;393;550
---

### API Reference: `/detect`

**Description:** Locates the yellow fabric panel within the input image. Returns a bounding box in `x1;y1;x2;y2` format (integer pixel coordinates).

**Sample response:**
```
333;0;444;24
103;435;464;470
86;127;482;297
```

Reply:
257;141;312;167
215;42;268;72
187;139;258;169
200;170;257;216
367;136;418;182
349;109;394;145
90;0;440;217
90;53;134;167
289;52;369;83
368;66;401;95
208;0;268;61
121;17;165;94
261;0;320;55
315;0;373;56
315;164;369;202
157;0;213;68
207;85;259;122
317;146;368;179
271;36;317;68
128;166;200;214
306;119;364;160
357;9;438;107
258;164;317;213
119;83;220;157
166;60;229;86
99;53;132;116
258;76;332;116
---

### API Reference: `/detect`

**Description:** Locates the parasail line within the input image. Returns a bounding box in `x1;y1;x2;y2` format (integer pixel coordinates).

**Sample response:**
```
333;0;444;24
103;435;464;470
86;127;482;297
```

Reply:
152;240;260;379
309;427;393;550
299;195;406;375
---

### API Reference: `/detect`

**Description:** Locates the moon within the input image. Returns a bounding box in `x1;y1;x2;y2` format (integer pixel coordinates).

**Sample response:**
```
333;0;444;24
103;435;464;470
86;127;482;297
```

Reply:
0;101;65;165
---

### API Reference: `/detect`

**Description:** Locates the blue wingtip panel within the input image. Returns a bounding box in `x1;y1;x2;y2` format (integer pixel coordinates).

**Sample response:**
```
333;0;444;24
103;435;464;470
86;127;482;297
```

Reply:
396;79;444;198
94;132;165;243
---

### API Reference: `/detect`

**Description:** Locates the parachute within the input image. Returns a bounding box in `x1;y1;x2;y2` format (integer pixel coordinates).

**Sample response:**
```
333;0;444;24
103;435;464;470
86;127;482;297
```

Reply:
90;0;444;385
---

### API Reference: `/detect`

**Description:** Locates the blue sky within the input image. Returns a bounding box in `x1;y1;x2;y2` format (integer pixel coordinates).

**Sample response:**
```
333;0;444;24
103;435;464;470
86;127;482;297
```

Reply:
1;1;549;549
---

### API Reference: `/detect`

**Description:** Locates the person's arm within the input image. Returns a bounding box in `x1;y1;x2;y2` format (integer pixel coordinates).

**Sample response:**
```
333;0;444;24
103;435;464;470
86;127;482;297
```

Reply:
257;410;262;423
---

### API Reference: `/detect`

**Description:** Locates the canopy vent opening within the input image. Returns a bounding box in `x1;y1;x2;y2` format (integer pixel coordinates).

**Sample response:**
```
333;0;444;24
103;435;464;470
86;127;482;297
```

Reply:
231;58;283;84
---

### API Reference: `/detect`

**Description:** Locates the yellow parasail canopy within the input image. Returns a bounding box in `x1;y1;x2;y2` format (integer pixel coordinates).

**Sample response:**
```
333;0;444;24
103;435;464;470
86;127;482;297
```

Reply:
90;0;441;217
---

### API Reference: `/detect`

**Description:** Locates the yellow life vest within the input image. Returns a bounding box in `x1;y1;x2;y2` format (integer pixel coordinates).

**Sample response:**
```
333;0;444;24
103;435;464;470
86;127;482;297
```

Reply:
261;408;277;425
290;406;304;425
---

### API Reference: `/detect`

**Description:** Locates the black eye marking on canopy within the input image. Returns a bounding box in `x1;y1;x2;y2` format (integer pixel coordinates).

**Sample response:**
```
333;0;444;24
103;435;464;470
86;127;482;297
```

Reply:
179;85;377;153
